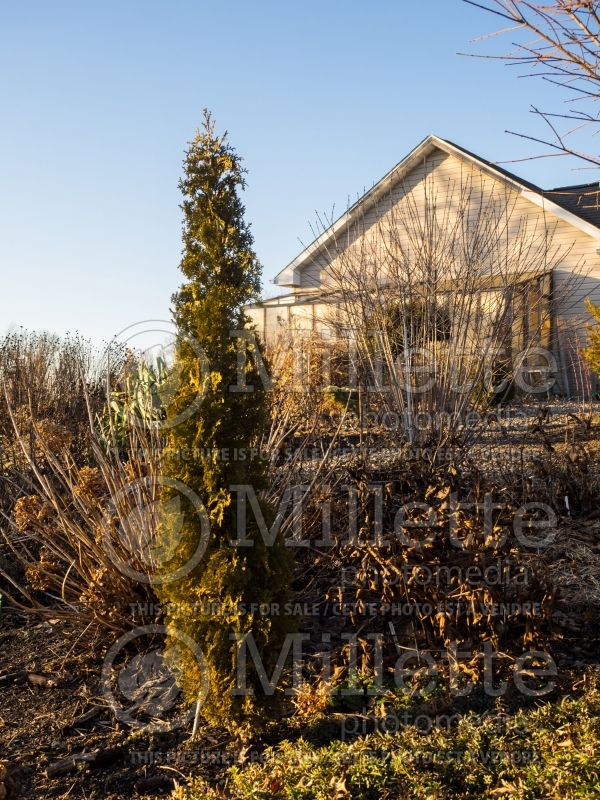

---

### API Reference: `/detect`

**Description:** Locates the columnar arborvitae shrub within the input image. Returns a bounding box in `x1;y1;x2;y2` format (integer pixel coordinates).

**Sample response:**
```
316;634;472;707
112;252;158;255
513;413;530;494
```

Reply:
156;111;293;735
584;298;600;377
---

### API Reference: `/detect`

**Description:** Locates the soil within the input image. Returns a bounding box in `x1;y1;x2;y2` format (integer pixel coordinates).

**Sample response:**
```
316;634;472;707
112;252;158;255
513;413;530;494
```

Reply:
0;610;232;799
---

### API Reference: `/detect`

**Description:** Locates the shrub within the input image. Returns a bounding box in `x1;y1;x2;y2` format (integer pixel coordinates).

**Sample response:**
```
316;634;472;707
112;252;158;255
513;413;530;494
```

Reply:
1;414;159;630
0;330;136;623
0;396;160;630
0;330;124;470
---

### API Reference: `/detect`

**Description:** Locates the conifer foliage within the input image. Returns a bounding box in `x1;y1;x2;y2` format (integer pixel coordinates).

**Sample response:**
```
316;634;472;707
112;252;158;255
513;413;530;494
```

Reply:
156;111;292;735
585;298;600;379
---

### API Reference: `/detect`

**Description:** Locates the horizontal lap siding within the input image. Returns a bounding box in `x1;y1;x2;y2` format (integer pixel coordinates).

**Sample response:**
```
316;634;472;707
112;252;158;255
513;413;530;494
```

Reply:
292;147;600;394
314;151;598;286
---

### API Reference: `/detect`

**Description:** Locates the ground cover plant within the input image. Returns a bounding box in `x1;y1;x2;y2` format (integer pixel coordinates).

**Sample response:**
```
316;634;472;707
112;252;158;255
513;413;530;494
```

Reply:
174;671;600;800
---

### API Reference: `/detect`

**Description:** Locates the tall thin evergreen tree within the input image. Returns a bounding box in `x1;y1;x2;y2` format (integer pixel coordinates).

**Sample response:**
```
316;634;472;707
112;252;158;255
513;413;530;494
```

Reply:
156;111;292;735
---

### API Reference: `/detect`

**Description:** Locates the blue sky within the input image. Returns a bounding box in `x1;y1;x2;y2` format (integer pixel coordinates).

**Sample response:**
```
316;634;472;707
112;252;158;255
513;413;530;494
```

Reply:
1;0;597;345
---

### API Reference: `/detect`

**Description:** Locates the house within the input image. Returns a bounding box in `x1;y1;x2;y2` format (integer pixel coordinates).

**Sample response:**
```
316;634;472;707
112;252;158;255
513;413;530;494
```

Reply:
246;135;600;397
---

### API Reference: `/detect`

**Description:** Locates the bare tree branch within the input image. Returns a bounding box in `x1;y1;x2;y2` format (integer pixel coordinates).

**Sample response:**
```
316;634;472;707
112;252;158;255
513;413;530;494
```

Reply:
464;0;600;166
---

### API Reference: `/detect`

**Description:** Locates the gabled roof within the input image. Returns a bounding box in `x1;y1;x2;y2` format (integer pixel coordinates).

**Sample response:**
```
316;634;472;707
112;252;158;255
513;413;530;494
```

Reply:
274;134;600;287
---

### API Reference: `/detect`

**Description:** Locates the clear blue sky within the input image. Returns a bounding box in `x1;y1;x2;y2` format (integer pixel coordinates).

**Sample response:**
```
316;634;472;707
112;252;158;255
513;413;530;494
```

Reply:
1;0;597;345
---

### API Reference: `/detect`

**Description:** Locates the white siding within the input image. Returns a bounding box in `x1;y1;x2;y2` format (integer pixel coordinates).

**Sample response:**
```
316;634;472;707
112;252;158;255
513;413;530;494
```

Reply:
255;146;600;394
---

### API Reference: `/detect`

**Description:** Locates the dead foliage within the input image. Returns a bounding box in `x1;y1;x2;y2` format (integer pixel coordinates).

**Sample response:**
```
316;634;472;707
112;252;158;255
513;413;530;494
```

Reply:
275;449;595;706
1;413;158;631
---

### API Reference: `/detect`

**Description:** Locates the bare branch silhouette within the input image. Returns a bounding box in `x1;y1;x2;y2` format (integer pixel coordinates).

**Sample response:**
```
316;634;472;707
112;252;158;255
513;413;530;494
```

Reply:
463;1;600;165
